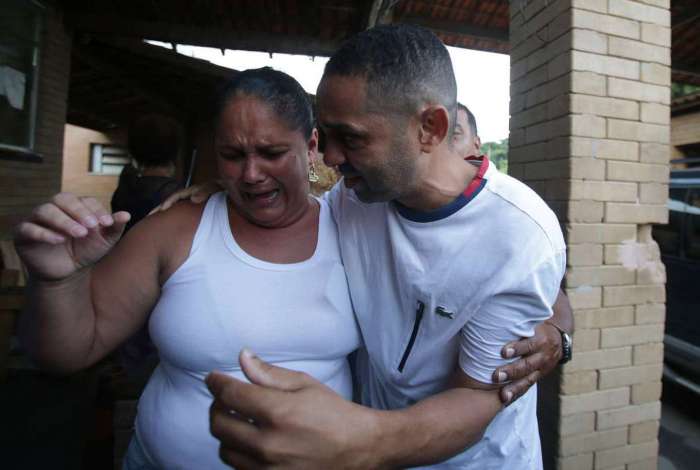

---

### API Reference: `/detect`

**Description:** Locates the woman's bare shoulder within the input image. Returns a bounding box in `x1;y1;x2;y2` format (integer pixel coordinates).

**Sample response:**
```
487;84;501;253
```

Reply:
116;199;209;280
126;199;207;241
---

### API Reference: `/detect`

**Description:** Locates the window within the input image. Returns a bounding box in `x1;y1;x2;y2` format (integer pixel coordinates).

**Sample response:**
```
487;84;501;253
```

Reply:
654;188;686;257
685;189;700;261
90;144;131;175
0;0;43;154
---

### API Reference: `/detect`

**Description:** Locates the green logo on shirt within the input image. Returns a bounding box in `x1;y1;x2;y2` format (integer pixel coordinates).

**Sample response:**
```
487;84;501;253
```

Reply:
435;306;454;319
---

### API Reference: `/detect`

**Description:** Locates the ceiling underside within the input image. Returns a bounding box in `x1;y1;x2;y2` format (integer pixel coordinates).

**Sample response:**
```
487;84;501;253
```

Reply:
59;0;700;129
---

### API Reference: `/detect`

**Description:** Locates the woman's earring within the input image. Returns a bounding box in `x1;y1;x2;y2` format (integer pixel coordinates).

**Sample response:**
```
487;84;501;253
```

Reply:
308;161;320;183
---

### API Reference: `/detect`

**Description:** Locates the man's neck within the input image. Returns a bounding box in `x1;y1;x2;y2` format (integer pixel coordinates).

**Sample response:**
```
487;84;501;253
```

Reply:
396;149;479;212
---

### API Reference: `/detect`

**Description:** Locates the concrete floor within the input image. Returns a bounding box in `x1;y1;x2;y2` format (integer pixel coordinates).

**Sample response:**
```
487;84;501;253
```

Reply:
658;380;700;470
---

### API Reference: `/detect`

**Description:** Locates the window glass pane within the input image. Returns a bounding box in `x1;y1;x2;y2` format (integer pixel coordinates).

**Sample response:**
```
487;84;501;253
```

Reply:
90;143;131;175
654;188;684;256
670;188;686;201
0;0;41;149
686;189;700;261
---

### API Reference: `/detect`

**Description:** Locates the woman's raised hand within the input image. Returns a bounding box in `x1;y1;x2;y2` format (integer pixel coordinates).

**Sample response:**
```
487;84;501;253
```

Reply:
14;193;130;282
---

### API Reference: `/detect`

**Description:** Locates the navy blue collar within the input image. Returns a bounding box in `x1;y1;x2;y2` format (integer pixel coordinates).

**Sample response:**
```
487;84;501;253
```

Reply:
394;156;489;223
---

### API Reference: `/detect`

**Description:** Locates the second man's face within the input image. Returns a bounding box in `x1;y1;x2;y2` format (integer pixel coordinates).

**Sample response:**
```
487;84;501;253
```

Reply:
452;108;480;159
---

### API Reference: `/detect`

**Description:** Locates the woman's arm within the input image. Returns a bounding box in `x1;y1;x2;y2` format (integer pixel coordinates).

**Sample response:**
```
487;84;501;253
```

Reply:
16;193;192;373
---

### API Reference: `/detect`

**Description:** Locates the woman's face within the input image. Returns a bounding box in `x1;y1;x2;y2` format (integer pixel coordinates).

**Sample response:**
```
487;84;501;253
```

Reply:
214;95;318;228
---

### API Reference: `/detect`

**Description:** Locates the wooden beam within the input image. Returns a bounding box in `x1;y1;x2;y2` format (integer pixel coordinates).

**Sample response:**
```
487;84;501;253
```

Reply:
672;10;700;30
71;45;184;116
365;0;385;29
101;38;233;80
366;0;404;28
400;15;509;44
66;107;124;131
673;62;700;79
66;14;341;57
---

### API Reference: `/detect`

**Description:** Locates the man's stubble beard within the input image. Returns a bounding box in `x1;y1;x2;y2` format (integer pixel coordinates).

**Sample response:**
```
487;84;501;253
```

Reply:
352;136;419;204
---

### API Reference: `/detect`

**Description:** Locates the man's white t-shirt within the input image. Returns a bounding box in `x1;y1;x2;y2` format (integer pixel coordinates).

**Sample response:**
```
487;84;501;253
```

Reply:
325;157;566;469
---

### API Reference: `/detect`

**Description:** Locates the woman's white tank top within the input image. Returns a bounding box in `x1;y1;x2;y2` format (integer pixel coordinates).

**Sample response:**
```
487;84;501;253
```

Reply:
134;192;360;469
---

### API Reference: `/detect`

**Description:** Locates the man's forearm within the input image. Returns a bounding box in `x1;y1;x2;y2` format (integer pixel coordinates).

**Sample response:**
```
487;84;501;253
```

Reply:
369;387;502;468
550;289;574;334
20;270;99;373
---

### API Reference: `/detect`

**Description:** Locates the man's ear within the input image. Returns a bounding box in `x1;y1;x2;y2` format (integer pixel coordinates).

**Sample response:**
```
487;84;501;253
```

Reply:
418;106;450;152
474;135;482;154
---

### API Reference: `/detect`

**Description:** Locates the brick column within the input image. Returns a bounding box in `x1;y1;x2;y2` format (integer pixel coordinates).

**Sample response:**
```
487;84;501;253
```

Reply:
508;1;670;469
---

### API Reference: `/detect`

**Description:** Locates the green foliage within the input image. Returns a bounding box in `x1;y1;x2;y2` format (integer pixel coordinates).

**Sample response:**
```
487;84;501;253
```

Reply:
672;83;700;99
482;138;508;173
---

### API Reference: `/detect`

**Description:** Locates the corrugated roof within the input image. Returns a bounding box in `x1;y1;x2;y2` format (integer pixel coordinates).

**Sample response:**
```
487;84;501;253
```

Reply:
393;0;509;53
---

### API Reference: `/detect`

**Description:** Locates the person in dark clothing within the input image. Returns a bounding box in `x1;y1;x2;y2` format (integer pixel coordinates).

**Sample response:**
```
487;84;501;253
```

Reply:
111;114;183;382
111;114;183;232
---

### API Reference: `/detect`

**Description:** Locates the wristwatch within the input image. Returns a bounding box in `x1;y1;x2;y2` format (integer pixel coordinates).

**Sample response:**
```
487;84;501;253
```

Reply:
546;321;572;365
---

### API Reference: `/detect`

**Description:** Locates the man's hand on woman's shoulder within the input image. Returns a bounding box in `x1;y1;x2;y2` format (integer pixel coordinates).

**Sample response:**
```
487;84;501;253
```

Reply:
150;180;223;214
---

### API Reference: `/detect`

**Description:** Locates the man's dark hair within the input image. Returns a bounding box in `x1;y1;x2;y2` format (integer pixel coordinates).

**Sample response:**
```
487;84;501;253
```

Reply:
128;114;182;167
323;24;457;128
457;102;478;137
215;67;314;139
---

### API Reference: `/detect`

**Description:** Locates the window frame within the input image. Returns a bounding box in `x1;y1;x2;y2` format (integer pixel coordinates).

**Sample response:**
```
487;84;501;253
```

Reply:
0;0;45;161
89;143;132;176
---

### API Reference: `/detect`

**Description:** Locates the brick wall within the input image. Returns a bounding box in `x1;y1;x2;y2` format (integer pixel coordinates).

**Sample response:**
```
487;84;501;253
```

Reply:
0;2;71;238
509;1;670;469
61;124;127;209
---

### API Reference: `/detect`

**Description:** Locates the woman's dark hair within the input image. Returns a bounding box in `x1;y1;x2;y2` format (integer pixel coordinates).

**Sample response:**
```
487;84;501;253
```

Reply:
214;67;314;139
128;114;182;167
